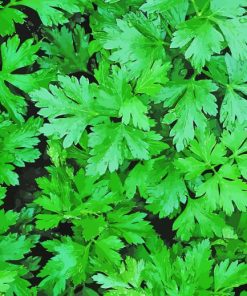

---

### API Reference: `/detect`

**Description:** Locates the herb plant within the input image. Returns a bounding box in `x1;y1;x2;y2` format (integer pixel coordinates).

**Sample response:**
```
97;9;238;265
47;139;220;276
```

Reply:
0;0;247;295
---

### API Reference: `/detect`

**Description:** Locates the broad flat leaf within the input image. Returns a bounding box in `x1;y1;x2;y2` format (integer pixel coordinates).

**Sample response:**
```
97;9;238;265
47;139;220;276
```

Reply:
176;131;247;214
221;90;247;128
124;156;187;218
93;273;129;290
0;270;16;293
86;123;164;175
0;267;31;295
0;187;6;205
210;0;246;18
146;164;187;218
0;0;89;30
81;216;107;241
173;240;214;294
94;236;124;266
215;18;247;60
163;0;188;27
0;210;18;234
1;36;39;73
95;66;150;130
35;167;81;224
107;207;153;244
35;214;61;231
135;60;170;96
119;96;149;131
124;162;153;199
173;198;235;241
31;75;98;148
214;260;247;292
171;1;247;70
0;117;42;186
40;25;90;74
101;13;165;77
221;125;247;178
220;54;247;127
39;237;89;295
0;35;53;95
159;79;218;150
175;130;227;180
0;234;43;295
171;18;223;71
0;6;26;36
0;36;39;120
93;257;145;291
144;237;174;293
124;157;184;218
196;164;247;215
0;234;33;261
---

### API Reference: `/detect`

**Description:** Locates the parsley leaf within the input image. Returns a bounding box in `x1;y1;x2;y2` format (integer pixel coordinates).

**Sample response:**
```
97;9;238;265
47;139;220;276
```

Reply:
40;25;90;75
158;79;218;150
86;123;164;175
0;117;42;186
31;75;98;148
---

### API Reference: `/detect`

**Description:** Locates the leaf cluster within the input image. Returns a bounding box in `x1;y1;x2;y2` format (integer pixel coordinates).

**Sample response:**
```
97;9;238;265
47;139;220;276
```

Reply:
0;0;247;295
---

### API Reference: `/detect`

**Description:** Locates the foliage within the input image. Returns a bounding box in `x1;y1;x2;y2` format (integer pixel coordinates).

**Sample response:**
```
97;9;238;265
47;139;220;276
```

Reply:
0;0;247;295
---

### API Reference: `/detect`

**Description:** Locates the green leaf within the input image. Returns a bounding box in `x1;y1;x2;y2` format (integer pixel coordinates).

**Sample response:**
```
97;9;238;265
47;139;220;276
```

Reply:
119;96;150;131
86;123;164;175
145;160;187;217
220;54;247;128
100;13;165;77
171;18;223;71
107;207;153;244
81;216;107;241
210;0;246;18
0;187;6;206
196;164;247;215
173;198;235;241
124;157;187;219
94;66;150;130
0;268;31;296
0;270;16;293
0;210;18;234
221;125;247;178
171;2;247;69
173;239;214;294
159;79;218;150
141;0;186;14
93;256;145;291
214;260;247;292
0;0;89;29
31;75;98;148
176;130;247;215
35;214;62;231
40;25;90;74
94;236;124;266
0;234;34;261
135;60;170;96
0;117;42;186
0;35;40;120
0;6;26;36
175;130;227;180
39;237;90;295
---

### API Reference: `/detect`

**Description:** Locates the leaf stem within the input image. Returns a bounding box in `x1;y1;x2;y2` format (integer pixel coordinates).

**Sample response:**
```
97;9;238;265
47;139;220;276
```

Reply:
200;0;210;15
190;0;200;16
164;24;173;39
160;14;173;39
